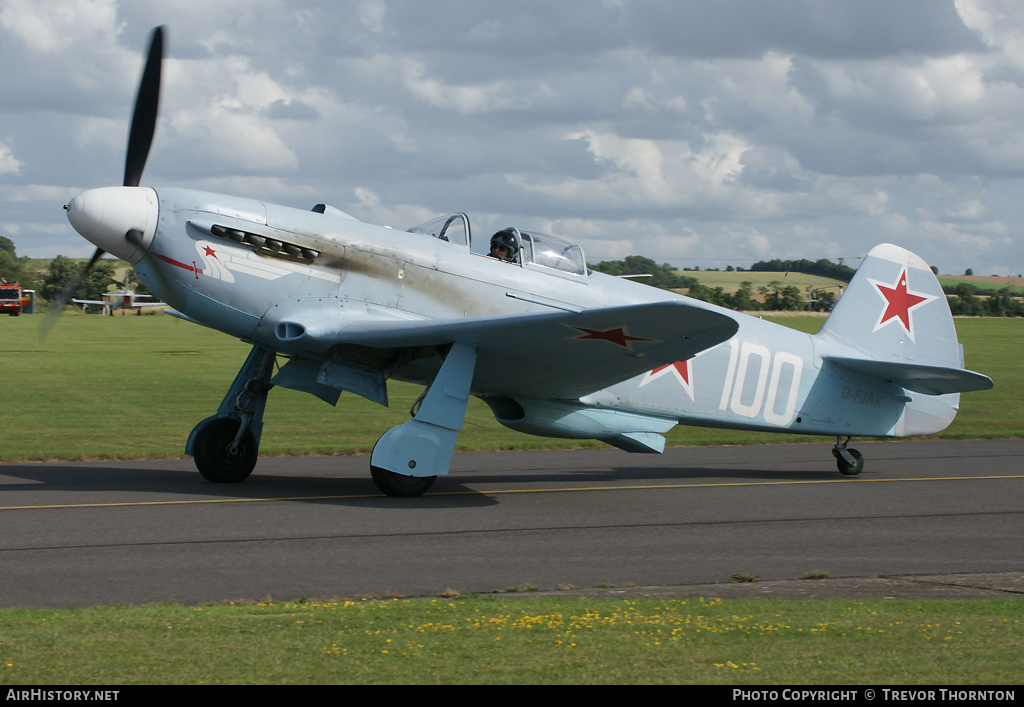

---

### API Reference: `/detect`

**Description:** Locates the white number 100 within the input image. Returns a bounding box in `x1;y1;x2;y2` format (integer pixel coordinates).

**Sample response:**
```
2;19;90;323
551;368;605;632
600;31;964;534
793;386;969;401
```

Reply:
718;340;803;427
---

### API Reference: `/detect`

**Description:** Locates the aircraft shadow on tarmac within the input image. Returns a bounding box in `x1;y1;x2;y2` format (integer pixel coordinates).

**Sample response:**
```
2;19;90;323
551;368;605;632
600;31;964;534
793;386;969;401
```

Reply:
0;457;847;512
444;466;845;486
0;462;507;509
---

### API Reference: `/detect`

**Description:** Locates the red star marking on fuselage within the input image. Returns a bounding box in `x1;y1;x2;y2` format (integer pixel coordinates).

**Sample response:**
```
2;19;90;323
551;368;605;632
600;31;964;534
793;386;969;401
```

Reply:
203;245;217;258
870;267;935;340
639;359;695;400
568;325;654;350
651;360;690;383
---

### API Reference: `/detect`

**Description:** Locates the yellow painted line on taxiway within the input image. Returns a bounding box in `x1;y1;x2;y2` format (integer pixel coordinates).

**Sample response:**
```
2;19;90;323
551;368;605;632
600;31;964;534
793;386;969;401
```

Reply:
2;474;1022;511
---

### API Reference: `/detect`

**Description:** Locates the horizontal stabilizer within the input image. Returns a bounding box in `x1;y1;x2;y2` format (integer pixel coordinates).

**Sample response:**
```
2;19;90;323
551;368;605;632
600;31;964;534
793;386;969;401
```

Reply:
825;356;993;396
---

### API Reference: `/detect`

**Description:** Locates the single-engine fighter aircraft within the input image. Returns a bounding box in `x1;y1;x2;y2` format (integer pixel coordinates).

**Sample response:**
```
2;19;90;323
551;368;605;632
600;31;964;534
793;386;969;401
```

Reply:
58;28;992;496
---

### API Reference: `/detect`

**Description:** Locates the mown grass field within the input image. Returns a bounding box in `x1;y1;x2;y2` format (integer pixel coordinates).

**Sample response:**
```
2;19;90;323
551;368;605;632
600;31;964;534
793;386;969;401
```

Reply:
937;275;1024;295
2;596;1022;685
679;270;847;294
683;270;1024;298
0;312;1019;461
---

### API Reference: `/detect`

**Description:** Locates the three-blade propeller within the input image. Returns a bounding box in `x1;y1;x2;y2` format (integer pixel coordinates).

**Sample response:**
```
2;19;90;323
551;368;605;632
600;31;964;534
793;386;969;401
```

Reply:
43;26;164;339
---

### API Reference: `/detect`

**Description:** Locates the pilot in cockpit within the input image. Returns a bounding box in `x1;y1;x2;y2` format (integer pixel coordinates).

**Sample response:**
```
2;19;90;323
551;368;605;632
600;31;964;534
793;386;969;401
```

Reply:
488;228;520;263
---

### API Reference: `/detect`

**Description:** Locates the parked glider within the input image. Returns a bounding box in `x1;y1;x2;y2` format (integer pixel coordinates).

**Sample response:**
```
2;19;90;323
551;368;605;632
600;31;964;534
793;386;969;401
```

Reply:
58;28;992;496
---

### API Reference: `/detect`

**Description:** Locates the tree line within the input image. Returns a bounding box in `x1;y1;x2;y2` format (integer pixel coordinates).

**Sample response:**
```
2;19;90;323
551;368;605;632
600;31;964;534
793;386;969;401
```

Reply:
946;283;1024;317
590;255;699;290
748;257;857;282
590;255;840;312
0;238;132;308
591;254;1022;316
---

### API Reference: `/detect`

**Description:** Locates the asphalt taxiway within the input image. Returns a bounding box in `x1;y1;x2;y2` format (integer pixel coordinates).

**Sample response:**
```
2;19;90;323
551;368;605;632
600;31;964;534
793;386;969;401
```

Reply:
1;439;1022;607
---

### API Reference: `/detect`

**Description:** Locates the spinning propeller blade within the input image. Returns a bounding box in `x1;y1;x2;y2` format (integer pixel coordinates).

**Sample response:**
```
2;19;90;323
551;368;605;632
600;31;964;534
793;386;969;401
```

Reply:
43;27;164;340
39;247;105;339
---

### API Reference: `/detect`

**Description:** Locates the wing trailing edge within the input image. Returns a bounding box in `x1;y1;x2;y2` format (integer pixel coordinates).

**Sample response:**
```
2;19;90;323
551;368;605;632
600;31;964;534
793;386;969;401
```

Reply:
331;301;739;399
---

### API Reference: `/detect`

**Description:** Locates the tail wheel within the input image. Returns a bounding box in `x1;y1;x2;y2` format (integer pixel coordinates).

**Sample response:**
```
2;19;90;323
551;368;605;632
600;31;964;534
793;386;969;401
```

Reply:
193;417;258;483
833;447;864;476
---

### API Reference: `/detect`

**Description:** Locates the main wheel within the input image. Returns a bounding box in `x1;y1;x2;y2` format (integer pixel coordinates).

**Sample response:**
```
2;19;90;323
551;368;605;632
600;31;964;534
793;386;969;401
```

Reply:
833;448;864;476
370;466;436;497
193;417;258;483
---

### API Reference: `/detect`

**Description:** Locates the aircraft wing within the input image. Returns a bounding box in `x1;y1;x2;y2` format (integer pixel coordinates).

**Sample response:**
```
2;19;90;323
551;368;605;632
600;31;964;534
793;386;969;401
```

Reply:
333;301;739;399
71;299;107;305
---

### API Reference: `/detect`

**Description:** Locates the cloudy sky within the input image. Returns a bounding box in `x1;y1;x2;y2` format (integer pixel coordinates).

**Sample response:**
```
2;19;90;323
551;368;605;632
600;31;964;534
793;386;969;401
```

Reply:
2;0;1023;276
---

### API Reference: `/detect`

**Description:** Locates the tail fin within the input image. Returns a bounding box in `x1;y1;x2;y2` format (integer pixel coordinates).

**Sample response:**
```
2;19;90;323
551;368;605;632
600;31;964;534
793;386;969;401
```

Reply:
815;244;991;433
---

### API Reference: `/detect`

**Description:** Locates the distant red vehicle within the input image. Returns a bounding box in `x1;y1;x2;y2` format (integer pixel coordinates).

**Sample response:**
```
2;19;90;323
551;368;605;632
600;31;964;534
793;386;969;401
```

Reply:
0;281;24;316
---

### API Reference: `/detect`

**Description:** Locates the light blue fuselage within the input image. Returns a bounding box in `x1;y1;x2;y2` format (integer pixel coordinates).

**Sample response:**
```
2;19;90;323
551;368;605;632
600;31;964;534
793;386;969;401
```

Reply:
134;187;960;449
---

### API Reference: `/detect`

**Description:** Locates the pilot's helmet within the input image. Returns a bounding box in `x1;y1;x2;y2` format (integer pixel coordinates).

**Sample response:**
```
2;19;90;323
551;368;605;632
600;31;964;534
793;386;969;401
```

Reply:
490;228;519;258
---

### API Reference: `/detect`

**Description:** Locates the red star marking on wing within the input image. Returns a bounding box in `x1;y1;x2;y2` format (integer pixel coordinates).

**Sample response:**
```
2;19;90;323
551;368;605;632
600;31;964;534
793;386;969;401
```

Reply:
870;267;935;341
568;325;655;350
203;245;218;258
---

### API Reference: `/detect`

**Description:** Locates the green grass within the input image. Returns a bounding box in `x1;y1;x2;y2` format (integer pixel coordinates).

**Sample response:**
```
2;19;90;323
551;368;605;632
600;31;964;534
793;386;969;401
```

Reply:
2;312;414;460
679;271;847;295
689;271;1024;297
0;312;1019;461
938;276;1024;295
1;596;1021;684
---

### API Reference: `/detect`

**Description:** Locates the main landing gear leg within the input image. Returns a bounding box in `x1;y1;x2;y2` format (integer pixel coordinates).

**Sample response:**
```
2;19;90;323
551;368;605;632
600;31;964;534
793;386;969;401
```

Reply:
370;343;477;497
187;346;276;483
831;436;864;476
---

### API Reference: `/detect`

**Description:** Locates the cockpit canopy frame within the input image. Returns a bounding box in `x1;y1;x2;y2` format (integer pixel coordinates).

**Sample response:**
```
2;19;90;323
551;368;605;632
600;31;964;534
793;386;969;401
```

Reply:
407;213;588;278
406;213;470;247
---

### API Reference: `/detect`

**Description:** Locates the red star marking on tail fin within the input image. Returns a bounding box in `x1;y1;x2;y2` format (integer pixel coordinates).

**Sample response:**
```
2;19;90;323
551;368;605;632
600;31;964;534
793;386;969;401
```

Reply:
869;267;935;341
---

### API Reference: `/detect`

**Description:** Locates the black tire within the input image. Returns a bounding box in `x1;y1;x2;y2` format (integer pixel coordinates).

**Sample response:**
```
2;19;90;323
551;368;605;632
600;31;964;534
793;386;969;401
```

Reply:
370;466;436;497
835;448;864;476
193;417;258;483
